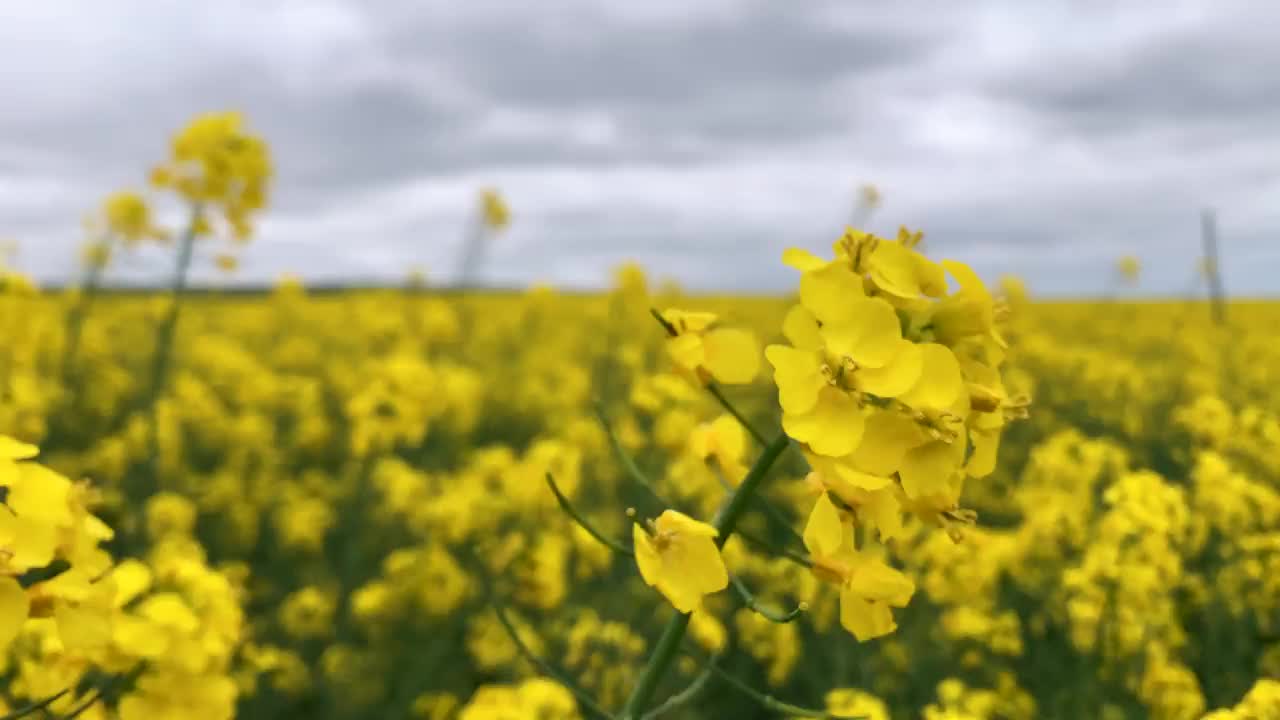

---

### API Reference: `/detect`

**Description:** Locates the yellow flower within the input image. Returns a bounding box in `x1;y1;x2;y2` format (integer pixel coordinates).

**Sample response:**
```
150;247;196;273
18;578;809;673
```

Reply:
1117;255;1141;283
689;414;749;485
215;253;240;273
151;111;272;240
103;191;168;245
662;308;760;385
479;188;511;230
634;510;728;613
802;492;915;641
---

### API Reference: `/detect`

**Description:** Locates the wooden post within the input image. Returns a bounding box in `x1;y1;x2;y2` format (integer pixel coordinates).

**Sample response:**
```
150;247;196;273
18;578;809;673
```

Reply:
1201;209;1226;326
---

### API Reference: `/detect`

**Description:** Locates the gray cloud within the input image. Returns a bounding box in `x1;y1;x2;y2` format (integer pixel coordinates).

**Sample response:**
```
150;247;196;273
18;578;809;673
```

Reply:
1;0;1277;295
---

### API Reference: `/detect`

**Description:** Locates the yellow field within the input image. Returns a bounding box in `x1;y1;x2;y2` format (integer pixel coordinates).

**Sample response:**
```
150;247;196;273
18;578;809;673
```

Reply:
2;258;1279;719
2;104;1276;720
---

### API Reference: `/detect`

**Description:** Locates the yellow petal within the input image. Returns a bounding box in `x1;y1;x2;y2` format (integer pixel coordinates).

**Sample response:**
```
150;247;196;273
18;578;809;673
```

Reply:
850;557;915;606
839;591;897;641
855;340;923;397
656;510;719;539
803;492;845;559
2;513;58;569
7;463;74;526
634;524;662;590
113;615;169;658
702;328;760;384
709;415;746;464
0;436;38;461
782;248;828;272
897;343;963;410
899;439;963;499
967;431;1000;478
781;304;823;352
112;560;154;608
850;410;926;476
782;387;865;457
858;488;904;542
0;576;29;653
56;600;112;652
820;297;902;368
662;308;718;334
913;253;949;297
800;263;864;324
666;334;704;373
765;345;825;415
673;536;729;595
868;241;923;299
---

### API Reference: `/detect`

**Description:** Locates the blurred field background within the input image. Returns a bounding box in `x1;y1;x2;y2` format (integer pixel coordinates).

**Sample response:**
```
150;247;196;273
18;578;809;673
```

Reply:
3;3;1280;720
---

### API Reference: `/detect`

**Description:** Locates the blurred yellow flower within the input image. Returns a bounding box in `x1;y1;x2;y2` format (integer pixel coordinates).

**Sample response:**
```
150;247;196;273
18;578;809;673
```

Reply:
479;188;511;230
634;510;728;613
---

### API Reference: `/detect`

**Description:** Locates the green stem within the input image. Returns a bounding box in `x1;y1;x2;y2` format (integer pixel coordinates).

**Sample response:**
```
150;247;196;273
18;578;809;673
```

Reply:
698;650;863;719
594;402;656;491
454;214;488;289
490;602;611;720
546;472;633;557
145;206;201;400
729;573;805;624
737;529;813;569
639;656;717;720
705;382;767;446
0;689;69;720
61;256;108;383
617;432;791;719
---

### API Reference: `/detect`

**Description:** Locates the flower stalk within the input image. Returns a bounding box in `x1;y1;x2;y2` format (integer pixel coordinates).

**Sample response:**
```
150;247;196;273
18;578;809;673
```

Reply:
617;431;790;719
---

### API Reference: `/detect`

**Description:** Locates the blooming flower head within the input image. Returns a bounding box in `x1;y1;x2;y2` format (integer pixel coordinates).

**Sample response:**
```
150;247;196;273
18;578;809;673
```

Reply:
150;111;272;241
661;308;760;386
634;510;728;613
1117;255;1141;284
103;191;169;245
479;188;511;230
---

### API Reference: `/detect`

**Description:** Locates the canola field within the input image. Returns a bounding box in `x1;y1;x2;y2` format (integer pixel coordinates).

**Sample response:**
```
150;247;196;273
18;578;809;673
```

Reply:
2;114;1279;720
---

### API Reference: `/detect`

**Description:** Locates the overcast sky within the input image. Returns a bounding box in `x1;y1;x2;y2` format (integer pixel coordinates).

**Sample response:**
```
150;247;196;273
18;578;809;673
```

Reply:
2;1;1278;295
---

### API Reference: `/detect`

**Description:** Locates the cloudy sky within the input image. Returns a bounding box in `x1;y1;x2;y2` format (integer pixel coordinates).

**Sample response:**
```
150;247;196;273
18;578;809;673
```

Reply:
2;1;1277;295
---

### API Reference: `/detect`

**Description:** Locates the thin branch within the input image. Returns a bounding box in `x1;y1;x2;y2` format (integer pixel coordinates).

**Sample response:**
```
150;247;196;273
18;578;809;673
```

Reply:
728;574;805;624
640;657;718;720
545;472;633;557
490;601;613;720
55;663;146;720
737;529;814;569
695;648;866;719
593;401;657;490
709;464;806;552
705;383;768;447
649;307;677;336
0;689;69;720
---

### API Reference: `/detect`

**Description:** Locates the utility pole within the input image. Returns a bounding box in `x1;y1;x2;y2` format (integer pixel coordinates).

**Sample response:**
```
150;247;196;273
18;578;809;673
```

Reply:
1201;209;1226;326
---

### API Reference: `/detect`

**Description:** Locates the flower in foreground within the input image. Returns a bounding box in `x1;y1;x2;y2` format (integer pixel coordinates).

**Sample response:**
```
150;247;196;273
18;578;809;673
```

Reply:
634;510;728;613
803;491;915;641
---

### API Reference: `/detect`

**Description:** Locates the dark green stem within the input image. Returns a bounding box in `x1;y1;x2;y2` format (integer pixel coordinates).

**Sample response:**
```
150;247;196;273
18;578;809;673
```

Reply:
617;432;790;719
705;382;767;446
639;657;717;720
698;649;864;718
546;472;633;557
0;689;69;720
729;573;805;623
490;601;611;720
61;256;108;383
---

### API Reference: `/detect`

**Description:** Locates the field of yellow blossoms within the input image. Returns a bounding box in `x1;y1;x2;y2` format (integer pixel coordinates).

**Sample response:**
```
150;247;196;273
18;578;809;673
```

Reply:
2;113;1278;719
